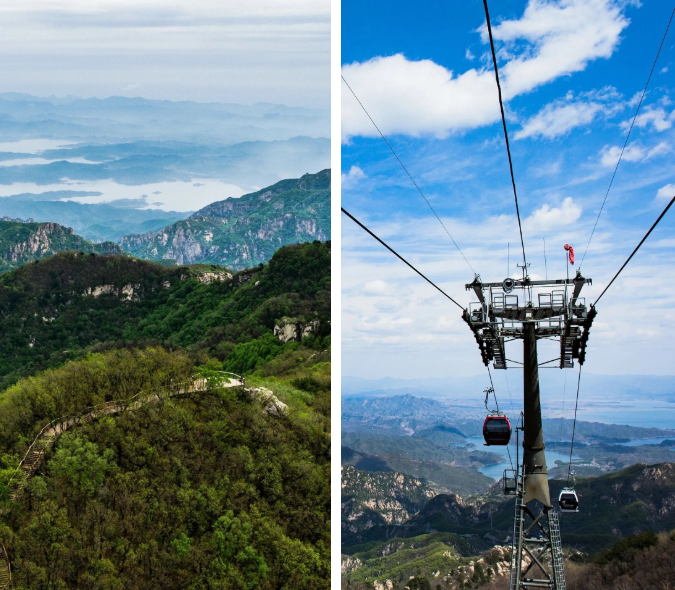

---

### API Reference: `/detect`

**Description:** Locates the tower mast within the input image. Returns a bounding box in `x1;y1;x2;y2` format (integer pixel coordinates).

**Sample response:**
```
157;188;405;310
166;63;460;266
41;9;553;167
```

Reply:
464;271;595;589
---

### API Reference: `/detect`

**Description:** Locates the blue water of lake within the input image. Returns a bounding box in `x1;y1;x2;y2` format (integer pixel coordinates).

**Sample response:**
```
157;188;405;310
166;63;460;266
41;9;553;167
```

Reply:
559;404;675;431
466;437;579;481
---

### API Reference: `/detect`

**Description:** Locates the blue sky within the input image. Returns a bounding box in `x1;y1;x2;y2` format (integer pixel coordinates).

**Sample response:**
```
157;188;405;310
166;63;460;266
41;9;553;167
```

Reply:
341;0;675;379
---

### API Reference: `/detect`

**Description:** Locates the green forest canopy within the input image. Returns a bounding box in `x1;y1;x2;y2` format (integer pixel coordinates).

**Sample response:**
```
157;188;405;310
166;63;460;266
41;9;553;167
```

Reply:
0;240;331;589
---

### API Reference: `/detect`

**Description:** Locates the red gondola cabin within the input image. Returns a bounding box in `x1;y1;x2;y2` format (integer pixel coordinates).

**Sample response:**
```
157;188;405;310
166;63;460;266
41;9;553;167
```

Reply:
483;415;511;445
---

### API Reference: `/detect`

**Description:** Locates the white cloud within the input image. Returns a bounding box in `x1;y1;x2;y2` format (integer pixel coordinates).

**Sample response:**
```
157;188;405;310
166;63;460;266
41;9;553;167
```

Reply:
530;158;563;177
487;0;628;98
517;87;623;140
600;141;670;167
656;183;675;199
515;100;605;139
342;0;628;140
342;54;500;140
341;165;366;189
465;48;476;61
363;279;390;296
523;197;582;233
623;106;674;132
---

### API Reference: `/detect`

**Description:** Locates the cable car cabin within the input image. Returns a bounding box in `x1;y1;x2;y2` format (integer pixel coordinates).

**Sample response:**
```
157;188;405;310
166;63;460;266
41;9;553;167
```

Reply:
503;469;517;495
558;488;579;513
483;415;511;446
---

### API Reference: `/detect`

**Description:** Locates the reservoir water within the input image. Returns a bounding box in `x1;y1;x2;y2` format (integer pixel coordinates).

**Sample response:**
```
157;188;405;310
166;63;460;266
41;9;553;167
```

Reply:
467;437;580;481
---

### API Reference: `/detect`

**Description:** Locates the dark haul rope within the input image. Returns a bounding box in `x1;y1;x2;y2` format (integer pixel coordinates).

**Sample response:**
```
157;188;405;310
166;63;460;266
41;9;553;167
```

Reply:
341;207;465;310
482;0;527;272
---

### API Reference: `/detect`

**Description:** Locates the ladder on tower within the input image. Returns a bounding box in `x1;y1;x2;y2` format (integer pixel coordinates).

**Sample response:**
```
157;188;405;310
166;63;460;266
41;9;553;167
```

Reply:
560;326;579;369
549;511;566;590
509;473;524;590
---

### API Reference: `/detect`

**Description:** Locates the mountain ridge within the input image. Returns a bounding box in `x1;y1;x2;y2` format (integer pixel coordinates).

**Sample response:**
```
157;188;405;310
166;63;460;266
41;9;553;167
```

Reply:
0;219;122;273
119;169;330;269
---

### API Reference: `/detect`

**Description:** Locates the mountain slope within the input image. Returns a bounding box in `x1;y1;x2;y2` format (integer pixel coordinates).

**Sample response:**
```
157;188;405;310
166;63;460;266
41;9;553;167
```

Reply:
342;463;675;554
0;241;330;388
0;220;122;272
341;465;435;535
119;169;330;269
0;346;330;590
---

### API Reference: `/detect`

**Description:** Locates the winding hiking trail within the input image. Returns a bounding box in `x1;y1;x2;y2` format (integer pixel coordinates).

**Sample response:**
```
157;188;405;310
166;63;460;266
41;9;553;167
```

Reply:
0;372;244;589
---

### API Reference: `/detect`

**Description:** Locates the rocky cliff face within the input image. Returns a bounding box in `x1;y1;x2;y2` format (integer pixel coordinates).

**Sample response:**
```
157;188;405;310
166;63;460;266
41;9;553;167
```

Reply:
341;465;436;535
119;169;330;270
0;220;122;273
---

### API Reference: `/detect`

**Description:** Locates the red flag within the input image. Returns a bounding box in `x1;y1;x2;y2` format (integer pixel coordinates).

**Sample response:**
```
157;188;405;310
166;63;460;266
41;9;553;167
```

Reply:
564;244;574;264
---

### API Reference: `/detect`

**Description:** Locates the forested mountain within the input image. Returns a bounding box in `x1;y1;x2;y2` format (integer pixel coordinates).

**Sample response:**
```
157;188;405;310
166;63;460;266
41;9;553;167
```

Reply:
119;170;330;269
0;220;121;273
0;239;331;589
0;346;330;589
0;241;330;389
341;463;675;590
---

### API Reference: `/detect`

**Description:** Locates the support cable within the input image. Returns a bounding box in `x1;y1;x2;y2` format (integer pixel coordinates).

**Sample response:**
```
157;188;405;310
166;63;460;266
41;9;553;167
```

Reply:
504;371;515;415
342;207;465;310
579;6;675;269
341;75;477;275
567;365;582;486
559;370;568;442
482;0;527;271
594;195;675;305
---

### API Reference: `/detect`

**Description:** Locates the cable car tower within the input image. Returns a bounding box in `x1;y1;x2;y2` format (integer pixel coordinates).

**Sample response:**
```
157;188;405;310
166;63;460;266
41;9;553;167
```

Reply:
464;268;596;590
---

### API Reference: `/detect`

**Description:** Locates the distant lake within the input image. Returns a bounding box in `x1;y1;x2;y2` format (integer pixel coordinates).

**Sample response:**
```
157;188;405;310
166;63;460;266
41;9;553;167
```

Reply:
466;437;579;481
570;405;675;430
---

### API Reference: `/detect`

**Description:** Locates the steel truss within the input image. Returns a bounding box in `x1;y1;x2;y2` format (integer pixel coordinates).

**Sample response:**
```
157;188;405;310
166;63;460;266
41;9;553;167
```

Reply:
464;270;595;589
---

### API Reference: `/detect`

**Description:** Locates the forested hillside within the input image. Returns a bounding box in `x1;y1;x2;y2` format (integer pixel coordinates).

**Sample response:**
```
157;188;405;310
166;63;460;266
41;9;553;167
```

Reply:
341;463;675;590
0;241;330;389
0;346;330;589
0;239;331;589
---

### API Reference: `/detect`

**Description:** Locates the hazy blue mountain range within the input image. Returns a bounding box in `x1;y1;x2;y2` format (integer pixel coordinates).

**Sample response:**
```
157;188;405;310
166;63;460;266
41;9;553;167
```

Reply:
0;137;330;190
119;170;330;269
343;373;675;404
0;93;330;243
0;93;329;144
342;395;675;442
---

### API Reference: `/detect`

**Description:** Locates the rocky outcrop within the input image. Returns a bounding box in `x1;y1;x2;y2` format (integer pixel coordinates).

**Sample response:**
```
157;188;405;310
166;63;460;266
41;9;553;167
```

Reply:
340;554;362;574
341;465;436;535
274;317;321;343
194;270;232;284
246;386;288;417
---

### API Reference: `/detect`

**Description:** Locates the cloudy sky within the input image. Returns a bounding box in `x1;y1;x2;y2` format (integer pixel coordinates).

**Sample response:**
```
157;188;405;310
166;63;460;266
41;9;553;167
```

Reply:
0;0;330;107
341;0;675;379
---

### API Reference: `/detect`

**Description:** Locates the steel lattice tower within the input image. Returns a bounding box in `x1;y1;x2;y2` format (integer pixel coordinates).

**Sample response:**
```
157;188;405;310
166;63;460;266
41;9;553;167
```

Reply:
464;271;595;590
